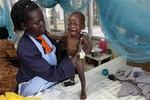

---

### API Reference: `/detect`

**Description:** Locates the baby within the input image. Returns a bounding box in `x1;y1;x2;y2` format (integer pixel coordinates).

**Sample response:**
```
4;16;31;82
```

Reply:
48;12;92;99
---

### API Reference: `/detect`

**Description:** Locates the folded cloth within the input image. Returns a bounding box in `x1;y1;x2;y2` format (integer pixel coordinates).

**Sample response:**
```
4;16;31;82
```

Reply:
117;82;141;97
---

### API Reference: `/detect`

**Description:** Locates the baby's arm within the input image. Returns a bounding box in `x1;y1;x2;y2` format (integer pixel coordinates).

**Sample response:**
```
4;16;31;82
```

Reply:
81;35;93;54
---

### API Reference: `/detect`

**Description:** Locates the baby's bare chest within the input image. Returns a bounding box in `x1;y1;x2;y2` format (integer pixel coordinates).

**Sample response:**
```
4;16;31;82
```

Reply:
67;38;80;56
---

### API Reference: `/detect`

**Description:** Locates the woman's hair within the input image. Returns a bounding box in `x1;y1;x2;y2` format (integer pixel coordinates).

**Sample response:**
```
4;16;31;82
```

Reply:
11;0;40;31
0;27;9;39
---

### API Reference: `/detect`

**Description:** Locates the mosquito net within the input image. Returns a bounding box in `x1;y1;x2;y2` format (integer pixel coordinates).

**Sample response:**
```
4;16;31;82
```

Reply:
96;0;150;63
0;0;15;40
34;0;90;13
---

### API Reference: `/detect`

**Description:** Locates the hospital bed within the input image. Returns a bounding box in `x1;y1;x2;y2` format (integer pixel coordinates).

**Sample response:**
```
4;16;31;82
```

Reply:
32;57;146;100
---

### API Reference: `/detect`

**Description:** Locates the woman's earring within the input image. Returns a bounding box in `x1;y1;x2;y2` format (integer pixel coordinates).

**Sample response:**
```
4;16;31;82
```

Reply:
21;23;27;30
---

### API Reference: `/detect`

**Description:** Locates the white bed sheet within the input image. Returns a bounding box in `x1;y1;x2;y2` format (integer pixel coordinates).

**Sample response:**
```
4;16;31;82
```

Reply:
32;57;146;100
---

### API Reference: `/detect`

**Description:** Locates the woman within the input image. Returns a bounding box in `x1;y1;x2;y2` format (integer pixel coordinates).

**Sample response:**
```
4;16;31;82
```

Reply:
11;0;81;96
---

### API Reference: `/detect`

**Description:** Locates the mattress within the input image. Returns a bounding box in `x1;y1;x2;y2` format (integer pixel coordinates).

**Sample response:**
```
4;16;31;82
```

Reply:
32;57;146;100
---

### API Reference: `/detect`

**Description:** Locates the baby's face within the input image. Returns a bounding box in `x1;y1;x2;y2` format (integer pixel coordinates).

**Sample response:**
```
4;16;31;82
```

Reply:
68;14;84;37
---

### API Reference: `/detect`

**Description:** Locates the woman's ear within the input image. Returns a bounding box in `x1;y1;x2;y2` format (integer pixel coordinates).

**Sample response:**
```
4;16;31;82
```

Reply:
81;24;85;30
21;23;27;30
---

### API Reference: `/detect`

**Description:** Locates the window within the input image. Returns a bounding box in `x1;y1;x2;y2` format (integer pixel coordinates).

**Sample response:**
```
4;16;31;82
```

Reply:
9;0;105;39
92;0;105;39
44;5;65;31
81;0;105;39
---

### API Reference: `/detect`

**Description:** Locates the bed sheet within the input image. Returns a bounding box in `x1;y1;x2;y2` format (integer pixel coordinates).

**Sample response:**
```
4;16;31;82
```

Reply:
32;57;146;100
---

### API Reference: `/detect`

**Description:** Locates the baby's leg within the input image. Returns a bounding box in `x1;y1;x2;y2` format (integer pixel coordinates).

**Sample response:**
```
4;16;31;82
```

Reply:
63;56;76;86
76;60;86;99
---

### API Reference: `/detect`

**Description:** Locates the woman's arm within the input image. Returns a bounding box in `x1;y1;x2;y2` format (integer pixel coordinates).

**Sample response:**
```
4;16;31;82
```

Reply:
46;31;67;48
47;33;62;40
46;31;66;40
17;34;80;83
81;34;93;54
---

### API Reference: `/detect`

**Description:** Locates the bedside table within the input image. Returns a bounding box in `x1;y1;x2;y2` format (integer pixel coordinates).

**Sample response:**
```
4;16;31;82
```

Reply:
85;53;112;66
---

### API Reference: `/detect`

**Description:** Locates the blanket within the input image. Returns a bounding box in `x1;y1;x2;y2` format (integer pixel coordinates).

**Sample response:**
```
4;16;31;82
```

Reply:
0;39;18;94
115;66;150;100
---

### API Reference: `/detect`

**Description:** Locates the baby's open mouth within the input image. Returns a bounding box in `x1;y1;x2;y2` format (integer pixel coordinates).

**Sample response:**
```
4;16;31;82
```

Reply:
70;30;76;35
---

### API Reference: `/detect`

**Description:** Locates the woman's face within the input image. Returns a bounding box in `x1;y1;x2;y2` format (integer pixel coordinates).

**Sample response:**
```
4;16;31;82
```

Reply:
23;8;46;38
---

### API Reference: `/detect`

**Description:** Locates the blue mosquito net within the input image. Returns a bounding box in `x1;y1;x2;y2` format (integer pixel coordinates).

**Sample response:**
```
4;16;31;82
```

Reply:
0;0;15;40
96;0;150;63
32;0;150;63
34;0;90;13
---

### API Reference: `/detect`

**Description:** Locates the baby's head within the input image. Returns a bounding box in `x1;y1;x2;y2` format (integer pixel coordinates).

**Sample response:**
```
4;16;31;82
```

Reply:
0;27;9;39
70;12;85;25
68;12;85;37
11;0;40;31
